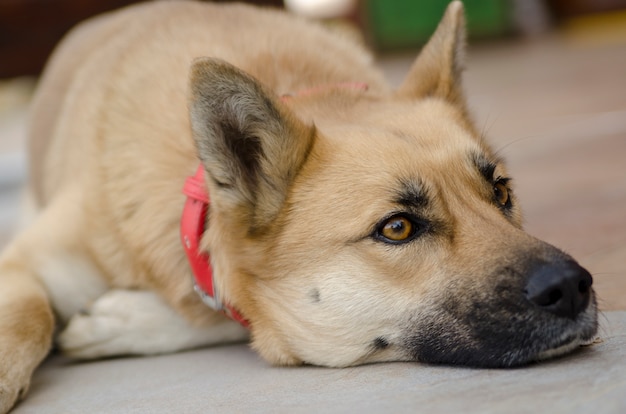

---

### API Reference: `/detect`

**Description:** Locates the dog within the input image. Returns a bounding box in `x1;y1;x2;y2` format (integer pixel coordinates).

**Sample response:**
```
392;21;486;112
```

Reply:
0;1;598;411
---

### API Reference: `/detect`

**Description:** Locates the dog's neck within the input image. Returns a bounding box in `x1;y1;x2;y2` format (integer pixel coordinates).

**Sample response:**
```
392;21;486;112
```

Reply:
181;82;369;327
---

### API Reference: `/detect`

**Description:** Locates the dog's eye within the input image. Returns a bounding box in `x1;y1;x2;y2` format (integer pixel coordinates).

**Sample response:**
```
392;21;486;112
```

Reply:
493;180;510;207
375;214;422;244
381;216;413;241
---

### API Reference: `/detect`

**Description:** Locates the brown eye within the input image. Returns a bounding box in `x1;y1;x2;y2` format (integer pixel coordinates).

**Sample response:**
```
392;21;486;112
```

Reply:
494;181;510;206
379;215;414;242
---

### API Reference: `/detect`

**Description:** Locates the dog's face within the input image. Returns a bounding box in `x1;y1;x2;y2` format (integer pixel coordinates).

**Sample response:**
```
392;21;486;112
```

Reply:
189;2;597;368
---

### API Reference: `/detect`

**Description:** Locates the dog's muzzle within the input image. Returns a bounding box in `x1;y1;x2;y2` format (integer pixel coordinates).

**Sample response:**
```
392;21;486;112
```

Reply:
403;256;598;368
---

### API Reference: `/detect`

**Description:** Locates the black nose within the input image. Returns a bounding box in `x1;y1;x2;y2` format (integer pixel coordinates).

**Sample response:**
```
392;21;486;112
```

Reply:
524;260;593;319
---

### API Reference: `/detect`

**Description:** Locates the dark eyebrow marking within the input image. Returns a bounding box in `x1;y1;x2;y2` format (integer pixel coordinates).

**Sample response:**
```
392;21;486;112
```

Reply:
395;179;429;209
472;152;499;183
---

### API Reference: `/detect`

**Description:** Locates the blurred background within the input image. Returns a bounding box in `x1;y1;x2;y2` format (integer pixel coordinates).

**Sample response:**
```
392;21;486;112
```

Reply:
0;0;625;308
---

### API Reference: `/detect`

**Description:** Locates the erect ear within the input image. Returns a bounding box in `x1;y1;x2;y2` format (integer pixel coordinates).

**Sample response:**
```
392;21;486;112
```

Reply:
396;1;466;106
188;57;315;233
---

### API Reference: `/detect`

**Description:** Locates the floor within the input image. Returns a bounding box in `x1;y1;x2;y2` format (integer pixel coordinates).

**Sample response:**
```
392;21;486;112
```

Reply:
13;311;626;413
1;18;626;413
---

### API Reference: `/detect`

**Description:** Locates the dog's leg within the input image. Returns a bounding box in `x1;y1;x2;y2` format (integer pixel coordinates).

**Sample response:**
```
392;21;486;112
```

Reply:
0;188;111;413
0;238;54;412
58;289;249;359
0;259;53;413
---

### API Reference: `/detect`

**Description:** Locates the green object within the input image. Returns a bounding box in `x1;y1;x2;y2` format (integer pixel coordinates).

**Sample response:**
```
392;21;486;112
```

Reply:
366;0;512;49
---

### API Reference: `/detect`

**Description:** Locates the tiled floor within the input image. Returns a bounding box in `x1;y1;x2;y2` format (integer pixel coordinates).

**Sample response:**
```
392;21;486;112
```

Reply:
0;32;625;309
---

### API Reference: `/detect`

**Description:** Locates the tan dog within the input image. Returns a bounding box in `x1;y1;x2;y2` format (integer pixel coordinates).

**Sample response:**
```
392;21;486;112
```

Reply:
0;1;598;411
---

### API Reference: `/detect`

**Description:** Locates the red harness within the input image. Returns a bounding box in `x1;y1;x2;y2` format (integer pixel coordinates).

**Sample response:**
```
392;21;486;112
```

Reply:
180;82;368;328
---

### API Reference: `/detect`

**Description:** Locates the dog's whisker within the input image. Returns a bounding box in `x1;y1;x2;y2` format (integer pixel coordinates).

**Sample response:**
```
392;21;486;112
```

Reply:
492;134;542;158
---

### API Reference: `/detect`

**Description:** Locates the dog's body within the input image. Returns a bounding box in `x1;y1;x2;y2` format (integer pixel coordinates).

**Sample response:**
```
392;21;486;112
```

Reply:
0;1;597;411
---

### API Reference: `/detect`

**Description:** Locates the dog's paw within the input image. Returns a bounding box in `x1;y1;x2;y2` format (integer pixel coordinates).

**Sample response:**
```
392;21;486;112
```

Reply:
0;376;30;414
0;344;38;414
58;289;247;358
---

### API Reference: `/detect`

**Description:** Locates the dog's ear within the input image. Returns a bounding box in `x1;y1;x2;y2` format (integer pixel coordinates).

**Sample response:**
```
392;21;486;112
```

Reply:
396;1;466;106
189;58;315;233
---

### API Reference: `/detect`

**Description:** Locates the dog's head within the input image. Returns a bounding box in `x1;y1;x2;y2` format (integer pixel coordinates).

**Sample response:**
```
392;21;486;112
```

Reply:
188;1;597;368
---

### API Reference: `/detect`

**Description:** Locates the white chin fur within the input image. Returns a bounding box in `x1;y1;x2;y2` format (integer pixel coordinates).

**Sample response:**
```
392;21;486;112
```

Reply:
535;335;598;361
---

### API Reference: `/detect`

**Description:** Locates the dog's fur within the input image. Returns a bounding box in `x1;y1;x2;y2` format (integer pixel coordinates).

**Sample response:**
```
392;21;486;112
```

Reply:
0;1;598;411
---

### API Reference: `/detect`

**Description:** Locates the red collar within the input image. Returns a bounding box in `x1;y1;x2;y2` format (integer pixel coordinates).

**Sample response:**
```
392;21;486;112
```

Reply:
180;165;249;327
181;82;368;328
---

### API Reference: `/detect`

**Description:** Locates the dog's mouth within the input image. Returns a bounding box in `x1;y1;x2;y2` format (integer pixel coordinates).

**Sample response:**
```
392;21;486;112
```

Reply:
533;303;599;362
534;335;591;362
404;298;598;368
